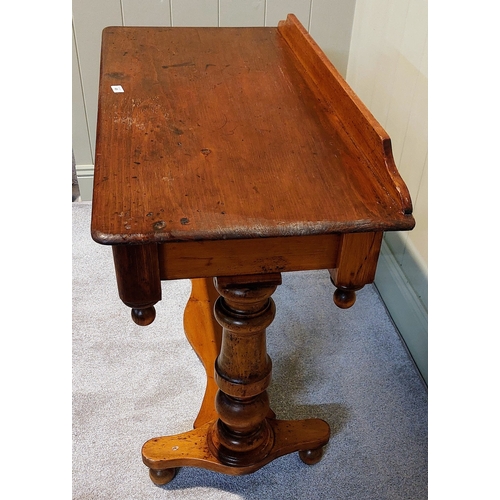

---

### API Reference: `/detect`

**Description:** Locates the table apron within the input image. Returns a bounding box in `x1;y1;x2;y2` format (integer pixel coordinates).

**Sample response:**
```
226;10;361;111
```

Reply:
158;234;342;280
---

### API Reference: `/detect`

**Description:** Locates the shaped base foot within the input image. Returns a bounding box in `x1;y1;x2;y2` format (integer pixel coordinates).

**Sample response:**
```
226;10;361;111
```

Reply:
148;467;177;485
142;417;330;483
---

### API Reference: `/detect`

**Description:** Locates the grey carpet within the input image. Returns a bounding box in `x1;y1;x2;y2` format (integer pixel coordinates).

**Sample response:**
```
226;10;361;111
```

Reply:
72;201;427;499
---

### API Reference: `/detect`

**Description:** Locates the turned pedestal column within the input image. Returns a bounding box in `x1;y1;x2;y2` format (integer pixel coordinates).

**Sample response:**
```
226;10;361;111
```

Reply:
208;274;278;466
141;274;330;484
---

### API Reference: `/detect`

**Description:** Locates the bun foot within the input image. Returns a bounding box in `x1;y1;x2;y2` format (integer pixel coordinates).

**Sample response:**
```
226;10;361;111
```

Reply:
149;467;177;485
299;446;325;465
333;287;357;309
132;306;156;326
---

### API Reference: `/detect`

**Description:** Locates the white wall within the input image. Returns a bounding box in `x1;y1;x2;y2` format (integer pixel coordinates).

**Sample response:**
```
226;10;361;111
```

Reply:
346;0;428;382
72;0;356;199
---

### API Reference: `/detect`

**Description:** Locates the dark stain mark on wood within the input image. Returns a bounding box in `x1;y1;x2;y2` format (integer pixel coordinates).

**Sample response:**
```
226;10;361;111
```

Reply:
105;72;127;79
162;62;195;69
180;217;190;225
171;126;184;135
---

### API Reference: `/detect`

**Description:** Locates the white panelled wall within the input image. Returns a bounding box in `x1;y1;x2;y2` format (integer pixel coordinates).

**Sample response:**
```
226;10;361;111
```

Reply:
72;0;428;382
347;0;428;382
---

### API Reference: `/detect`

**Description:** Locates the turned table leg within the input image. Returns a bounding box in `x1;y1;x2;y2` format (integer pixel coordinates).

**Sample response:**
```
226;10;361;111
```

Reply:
208;274;279;466
112;244;161;326
329;232;383;309
142;273;330;484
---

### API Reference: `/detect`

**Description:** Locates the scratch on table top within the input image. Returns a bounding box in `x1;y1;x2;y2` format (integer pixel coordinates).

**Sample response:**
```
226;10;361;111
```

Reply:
278;65;293;92
113;116;146;130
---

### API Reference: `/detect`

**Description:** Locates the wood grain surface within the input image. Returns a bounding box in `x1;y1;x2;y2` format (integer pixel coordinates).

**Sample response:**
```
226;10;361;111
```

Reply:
91;15;414;245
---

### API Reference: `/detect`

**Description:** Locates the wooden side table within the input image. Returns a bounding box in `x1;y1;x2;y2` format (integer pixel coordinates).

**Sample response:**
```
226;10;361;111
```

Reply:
91;14;415;485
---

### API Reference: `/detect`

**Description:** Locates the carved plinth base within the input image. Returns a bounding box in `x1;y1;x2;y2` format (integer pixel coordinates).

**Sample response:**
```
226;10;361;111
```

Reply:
142;417;330;485
144;274;331;485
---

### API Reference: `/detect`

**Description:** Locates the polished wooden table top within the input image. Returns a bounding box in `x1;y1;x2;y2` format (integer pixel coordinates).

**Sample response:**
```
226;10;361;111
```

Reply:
91;15;414;246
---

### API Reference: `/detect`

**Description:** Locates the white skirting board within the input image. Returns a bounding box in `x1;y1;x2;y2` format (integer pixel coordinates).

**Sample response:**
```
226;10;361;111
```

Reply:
374;238;428;384
75;165;94;202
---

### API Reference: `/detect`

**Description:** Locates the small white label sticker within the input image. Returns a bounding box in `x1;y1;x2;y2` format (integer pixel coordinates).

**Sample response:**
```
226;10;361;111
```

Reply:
111;85;124;93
